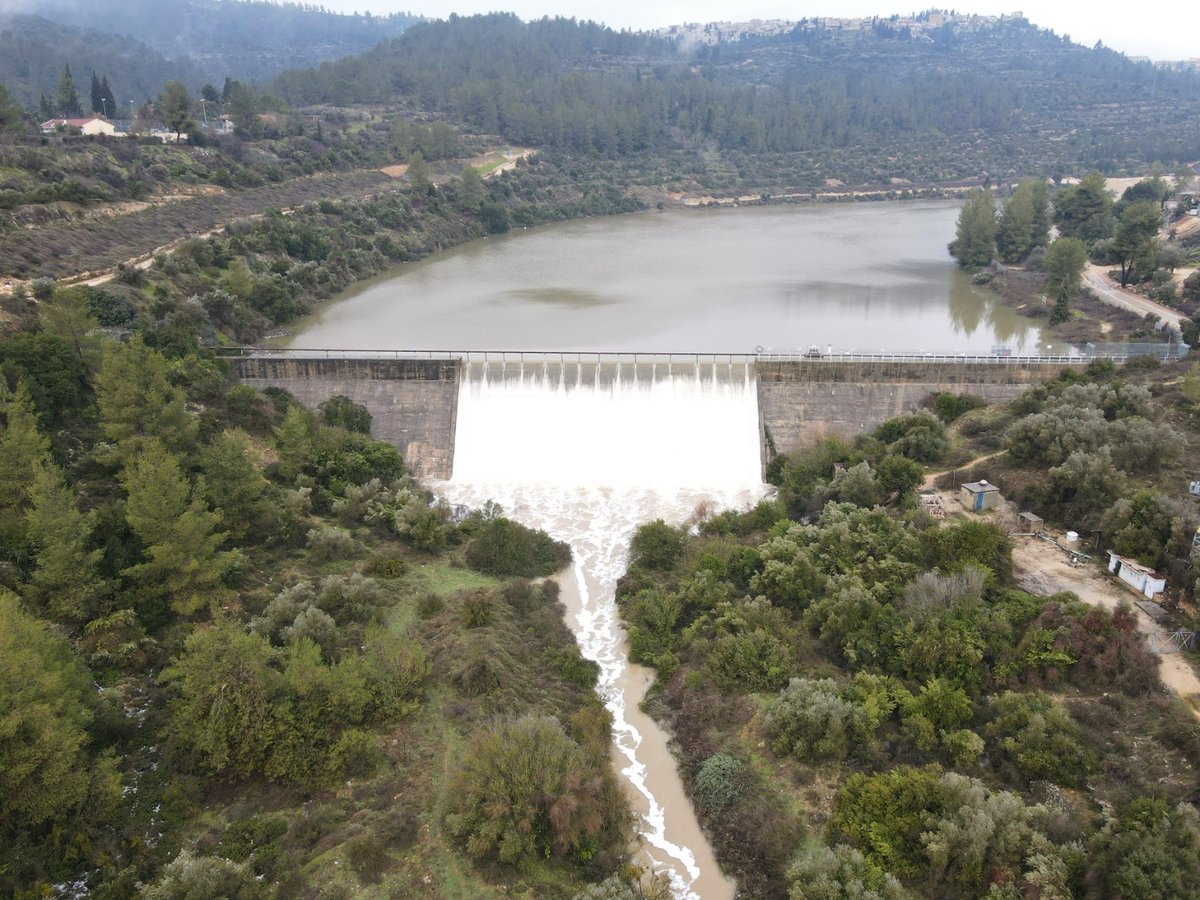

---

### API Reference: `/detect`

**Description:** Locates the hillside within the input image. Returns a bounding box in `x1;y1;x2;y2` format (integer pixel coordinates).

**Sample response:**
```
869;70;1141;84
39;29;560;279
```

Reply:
0;15;209;110
1;0;418;92
272;12;1200;177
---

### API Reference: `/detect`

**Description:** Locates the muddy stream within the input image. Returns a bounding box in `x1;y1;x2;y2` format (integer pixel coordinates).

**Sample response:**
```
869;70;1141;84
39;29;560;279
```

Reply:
434;360;765;898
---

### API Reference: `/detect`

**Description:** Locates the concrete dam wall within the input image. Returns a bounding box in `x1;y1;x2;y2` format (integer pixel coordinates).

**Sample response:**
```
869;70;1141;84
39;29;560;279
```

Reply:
229;357;460;481
757;359;1068;457
229;353;1074;484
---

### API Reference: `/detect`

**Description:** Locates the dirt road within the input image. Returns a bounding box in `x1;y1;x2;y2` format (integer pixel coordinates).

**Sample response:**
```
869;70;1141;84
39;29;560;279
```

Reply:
1083;263;1184;330
1012;535;1200;716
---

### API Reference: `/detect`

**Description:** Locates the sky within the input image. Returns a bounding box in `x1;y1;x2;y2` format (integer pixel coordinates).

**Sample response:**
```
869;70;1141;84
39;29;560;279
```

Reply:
320;1;1199;61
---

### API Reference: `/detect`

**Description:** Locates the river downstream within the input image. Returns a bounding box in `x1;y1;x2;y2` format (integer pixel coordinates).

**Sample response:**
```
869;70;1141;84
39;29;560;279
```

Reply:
434;361;764;897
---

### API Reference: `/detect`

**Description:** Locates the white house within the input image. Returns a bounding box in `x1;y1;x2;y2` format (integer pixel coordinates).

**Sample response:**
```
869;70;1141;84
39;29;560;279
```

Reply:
1106;551;1167;600
39;116;117;136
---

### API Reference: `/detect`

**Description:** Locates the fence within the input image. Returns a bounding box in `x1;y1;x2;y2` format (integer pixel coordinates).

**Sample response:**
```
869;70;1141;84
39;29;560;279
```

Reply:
216;344;1189;364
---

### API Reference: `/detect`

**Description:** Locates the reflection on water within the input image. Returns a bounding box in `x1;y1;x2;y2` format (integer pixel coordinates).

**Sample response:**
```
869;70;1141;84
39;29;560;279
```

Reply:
434;363;762;899
284;202;1050;353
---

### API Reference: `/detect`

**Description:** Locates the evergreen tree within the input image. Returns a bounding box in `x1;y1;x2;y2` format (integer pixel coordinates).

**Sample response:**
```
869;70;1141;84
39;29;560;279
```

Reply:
995;179;1049;263
100;76;113;115
275;405;315;482
95;338;198;458
55;64;82;117
1044;236;1087;326
0;590;118;840
157;80;194;139
948;189;996;269
197;430;269;541
39;286;103;376
0;84;23;131
120;440;235;617
1113;201;1162;287
23;463;112;627
38;93;54;121
0;380;51;544
1053;171;1114;243
89;71;103;115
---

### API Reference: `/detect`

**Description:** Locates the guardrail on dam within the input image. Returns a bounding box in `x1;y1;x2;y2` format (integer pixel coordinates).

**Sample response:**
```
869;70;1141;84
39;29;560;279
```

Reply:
223;348;1149;480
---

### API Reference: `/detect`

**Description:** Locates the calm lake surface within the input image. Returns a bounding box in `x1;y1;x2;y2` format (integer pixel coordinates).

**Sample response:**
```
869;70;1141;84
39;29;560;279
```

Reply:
284;200;1049;353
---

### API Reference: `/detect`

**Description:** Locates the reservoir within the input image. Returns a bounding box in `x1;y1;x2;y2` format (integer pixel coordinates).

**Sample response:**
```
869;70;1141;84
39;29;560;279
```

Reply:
284;200;1048;354
282;201;1043;897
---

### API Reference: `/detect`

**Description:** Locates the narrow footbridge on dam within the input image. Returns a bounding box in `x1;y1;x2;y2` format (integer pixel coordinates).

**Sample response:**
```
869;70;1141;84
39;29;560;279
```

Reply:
222;346;1185;481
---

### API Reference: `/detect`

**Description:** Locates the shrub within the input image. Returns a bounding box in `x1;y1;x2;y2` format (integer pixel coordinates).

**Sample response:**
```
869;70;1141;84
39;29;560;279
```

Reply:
764;678;873;761
693;753;746;814
143;850;263;900
874;410;948;462
319;394;373;434
305;526;359;563
786;844;912;900
984;691;1095;786
465;516;571;577
445;715;614;867
630;519;687;570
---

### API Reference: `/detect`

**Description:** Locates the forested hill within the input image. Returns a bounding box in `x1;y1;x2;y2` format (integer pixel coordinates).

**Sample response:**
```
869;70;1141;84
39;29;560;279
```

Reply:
0;16;210;110
272;13;1200;172
1;0;419;88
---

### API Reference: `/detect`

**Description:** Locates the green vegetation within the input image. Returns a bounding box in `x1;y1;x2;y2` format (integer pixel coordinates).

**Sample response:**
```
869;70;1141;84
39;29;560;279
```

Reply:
0;322;640;896
618;365;1200;897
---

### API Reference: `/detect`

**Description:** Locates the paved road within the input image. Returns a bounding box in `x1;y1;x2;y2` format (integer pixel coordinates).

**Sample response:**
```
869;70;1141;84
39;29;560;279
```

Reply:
1083;264;1185;330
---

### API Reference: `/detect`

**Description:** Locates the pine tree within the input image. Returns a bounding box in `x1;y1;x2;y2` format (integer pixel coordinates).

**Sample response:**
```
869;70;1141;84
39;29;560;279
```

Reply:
95;337;198;458
948;189;996;269
39;286;103;376
120;440;236;617
56;65;82;117
38;93;54;121
996;180;1049;264
23;463;112;626
197;430;269;541
275;405;315;482
90;71;103;115
0;590;117;834
0;380;52;544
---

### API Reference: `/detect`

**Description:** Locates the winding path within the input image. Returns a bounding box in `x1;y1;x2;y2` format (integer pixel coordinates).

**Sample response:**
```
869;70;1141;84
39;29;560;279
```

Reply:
1083;264;1184;330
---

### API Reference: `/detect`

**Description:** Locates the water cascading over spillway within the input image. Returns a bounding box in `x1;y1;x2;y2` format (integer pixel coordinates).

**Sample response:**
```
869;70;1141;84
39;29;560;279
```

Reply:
433;358;768;899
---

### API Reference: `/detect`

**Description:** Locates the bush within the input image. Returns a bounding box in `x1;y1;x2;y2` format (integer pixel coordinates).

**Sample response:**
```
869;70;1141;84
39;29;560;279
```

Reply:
318;394;372;434
874;410;948;462
786;844;912;900
445;715;616;867
305;525;360;563
693;753;746;814
927;392;987;423
764;678;873;761
143;850;263;900
465;516;571;577
984;691;1095;786
630;519;687;570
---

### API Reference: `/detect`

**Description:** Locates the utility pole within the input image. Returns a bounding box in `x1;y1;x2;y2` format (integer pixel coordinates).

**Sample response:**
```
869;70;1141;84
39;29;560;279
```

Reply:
100;97;108;118
199;98;208;130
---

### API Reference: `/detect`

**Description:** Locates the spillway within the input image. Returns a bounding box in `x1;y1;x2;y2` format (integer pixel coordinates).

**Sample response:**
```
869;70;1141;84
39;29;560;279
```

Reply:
434;358;767;899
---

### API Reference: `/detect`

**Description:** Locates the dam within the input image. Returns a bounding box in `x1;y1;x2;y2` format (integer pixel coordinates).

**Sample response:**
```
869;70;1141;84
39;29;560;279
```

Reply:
225;343;1172;896
226;348;1091;480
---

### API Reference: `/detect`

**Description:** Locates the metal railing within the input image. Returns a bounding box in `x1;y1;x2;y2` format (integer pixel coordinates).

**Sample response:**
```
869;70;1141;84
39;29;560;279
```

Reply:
216;344;1189;364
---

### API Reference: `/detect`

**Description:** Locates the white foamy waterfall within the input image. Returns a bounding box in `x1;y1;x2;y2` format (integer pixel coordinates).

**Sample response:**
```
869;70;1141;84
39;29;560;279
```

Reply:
433;358;767;899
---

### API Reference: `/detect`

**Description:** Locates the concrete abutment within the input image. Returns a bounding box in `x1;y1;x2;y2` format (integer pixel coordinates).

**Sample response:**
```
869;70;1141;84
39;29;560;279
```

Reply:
229;357;460;481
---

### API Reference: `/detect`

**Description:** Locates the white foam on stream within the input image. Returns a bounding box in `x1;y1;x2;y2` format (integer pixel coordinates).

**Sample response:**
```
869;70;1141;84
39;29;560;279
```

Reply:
434;362;766;898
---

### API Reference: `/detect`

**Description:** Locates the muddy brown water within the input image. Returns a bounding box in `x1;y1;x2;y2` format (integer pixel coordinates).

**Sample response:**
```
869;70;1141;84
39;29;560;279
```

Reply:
284;201;1052;354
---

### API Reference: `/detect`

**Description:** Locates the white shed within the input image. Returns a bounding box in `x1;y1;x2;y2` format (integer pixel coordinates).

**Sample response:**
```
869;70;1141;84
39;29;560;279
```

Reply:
1106;551;1166;600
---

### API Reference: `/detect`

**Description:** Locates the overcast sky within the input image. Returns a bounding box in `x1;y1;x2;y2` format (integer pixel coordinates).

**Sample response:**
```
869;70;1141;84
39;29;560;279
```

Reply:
321;1;1198;61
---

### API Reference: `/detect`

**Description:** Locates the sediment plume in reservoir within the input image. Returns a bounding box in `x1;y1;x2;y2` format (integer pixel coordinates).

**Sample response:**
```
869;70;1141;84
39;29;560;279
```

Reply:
434;358;766;898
